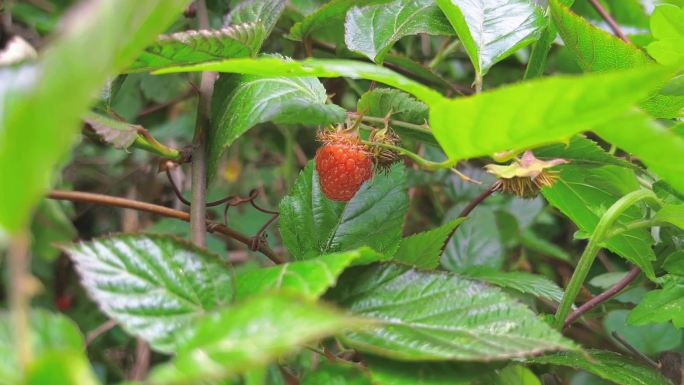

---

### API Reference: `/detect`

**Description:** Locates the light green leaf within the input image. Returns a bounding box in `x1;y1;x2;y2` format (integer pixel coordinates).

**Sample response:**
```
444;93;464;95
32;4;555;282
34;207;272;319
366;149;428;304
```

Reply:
127;23;265;73
63;234;233;353
647;4;684;66
629;277;684;328
437;0;546;75
225;0;285;37
520;228;574;264
534;135;637;170
345;0;454;63
0;0;191;235
148;294;361;385
656;203;684;229
235;247;385;300
605;310;681;355
209;66;346;179
279;162;408;259
367;356;484;385
394;218;466;269
524;0;575;80
301;361;373;385
595;111;684;196
328;263;576;361
478;365;541;385
0;310;84;385
528;350;672;385
542;165;656;278
443;205;504;272
26;351;100;385
464;267;565;303
288;0;375;43
663;250;684;276
357;88;429;125
429;65;673;161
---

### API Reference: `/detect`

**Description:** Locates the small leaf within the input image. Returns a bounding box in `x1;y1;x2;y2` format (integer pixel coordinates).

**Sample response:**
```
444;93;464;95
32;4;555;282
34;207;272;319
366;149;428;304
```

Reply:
148;294;361;384
288;0;373;43
328;263;576;361
83;111;140;149
394;218;466;269
357;88;429;125
443;205;504;272
26;351;101;385
629;277;684;328
224;0;285;37
463;267;565;303
542;165;657;278
345;0;454;63
663;251;684;276
534;135;637;170
63;234;234;353
605;310;681;355
655;203;684;229
301;361;373;385
528;350;672;385
437;0;546;75
647;4;684;66
279;162;408;259
520;229;574;264
235;247;385;300
127;23;265;73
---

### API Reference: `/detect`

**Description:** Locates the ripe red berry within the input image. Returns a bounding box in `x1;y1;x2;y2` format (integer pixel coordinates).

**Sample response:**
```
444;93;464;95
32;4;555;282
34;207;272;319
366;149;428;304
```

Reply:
315;134;373;202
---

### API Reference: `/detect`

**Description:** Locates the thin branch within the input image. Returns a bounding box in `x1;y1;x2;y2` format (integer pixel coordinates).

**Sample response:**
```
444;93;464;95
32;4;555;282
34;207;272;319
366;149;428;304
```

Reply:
564;267;641;328
588;0;630;43
47;190;284;264
612;331;660;368
86;319;118;346
439;184;498;254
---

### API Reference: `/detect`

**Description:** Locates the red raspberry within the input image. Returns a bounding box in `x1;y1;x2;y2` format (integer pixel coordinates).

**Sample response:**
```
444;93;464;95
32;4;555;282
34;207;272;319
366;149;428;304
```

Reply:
315;135;373;201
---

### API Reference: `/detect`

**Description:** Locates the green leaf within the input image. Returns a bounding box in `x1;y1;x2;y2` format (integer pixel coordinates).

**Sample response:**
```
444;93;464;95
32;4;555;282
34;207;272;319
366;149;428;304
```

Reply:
0;310;84;385
235;247;385;300
542;165;657;278
520;228;574;264
647;4;684;66
209;65;346;179
605;310;681;355
279;162;408;259
128;23;265;73
225;0;285;37
463;267;565;303
662;74;684;96
328;263;576;361
366;356;484;385
656;203;684;229
148;294;361;384
344;0;454;63
528;350;673;385
394;218;466;269
663;251;684;276
288;0;375;43
534;135;637;170
0;0;191;235
31;199;77;261
478;365;541;385
524;0;576;80
437;0;546;75
443;205;504;272
429;65;673;161
595;111;684;197
301;361;373;385
357;88;428;125
63;234;233;353
629;277;684;328
26;351;100;385
550;0;684;118
83;111;140;149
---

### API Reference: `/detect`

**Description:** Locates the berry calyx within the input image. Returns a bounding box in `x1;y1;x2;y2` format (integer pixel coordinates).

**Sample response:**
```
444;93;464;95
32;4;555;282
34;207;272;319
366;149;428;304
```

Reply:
315;130;373;201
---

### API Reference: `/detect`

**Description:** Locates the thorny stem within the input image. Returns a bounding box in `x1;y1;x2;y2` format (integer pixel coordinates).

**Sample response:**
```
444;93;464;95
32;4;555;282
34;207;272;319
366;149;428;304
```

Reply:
564;266;642;328
554;190;662;329
47;190;284;264
588;0;630;43
8;233;32;372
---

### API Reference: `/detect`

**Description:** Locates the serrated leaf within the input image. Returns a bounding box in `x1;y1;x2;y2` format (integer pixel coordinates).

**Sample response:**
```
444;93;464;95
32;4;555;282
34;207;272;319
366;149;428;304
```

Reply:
83;111;139;149
437;0;546;75
543;165;656;278
224;0;285;37
443;205;504;272
629;278;684;328
394;218;466;269
656;203;684;229
0;311;85;385
328;263;576;361
429;65;673;161
63;234;234;353
647;4;684;66
288;0;375;43
235;247;385;300
528;350;673;385
209;66;346;179
595;111;684;197
463;267;565;303
357;88;429;125
534;135;637;170
280;162;408;259
550;0;684;118
345;0;454;63
127;23;265;73
148;294;361;384
301;361;373;385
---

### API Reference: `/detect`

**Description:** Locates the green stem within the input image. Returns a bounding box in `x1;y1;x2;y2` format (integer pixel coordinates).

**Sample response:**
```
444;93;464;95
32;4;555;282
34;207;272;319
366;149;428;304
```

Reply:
553;190;662;329
429;40;460;69
361;140;456;170
604;218;658;240
350;113;432;138
132;132;184;162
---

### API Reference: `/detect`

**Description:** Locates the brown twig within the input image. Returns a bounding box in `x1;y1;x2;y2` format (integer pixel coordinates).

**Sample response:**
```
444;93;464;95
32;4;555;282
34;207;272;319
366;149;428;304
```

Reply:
47;190;284;264
588;0;630;43
86;319;118;346
564;267;641;329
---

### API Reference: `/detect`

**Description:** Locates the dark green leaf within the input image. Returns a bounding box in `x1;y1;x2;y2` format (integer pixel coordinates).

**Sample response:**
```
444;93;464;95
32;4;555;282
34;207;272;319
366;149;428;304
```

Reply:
357;88;429;125
31;199;77;261
394;218;466;269
656;204;684;229
605;310;681;355
279;162;408;259
663;251;684;276
477;365;542;385
528;350;673;385
647;4;684;66
534;135;637;170
127;23;265;73
148;294;361;384
463;267;565;303
63;234;233;353
367;355;486;385
301;361;373;385
288;0;376;43
437;0;546;75
345;0;454;63
542;165;656;278
443;205;504;272
225;0;285;37
235;247;385;300
629;277;684;328
520;229;574;264
328;263;576;361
